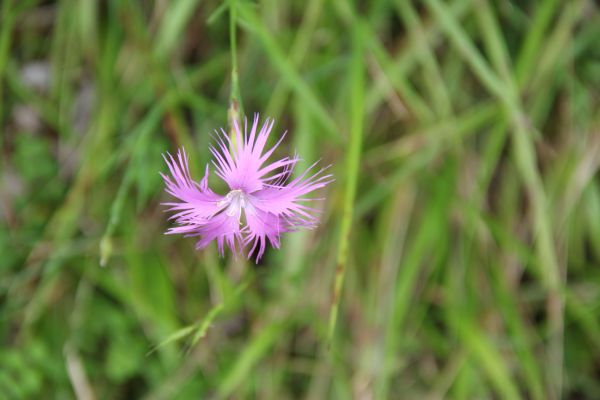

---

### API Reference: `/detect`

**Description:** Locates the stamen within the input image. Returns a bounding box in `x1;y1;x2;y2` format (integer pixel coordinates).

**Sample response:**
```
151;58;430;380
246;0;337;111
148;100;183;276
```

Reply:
218;189;249;223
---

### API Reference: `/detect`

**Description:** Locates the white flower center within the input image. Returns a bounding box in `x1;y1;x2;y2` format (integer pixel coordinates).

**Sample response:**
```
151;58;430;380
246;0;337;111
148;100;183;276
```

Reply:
217;189;252;223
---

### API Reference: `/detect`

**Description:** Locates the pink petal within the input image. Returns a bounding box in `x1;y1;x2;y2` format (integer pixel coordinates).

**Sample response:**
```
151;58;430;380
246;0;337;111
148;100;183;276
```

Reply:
243;205;286;262
192;212;244;257
209;115;294;194
161;149;223;226
251;162;333;228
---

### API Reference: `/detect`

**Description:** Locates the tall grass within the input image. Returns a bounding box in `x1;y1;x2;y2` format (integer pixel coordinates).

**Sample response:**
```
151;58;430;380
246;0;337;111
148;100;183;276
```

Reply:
1;0;600;398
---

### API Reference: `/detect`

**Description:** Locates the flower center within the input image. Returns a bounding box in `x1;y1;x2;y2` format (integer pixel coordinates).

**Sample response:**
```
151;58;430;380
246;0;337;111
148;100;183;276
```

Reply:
218;189;251;222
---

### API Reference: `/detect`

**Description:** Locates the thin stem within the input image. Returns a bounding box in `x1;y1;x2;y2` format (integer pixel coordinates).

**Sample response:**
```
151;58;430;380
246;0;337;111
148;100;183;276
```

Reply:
327;21;365;343
228;0;243;132
0;0;16;130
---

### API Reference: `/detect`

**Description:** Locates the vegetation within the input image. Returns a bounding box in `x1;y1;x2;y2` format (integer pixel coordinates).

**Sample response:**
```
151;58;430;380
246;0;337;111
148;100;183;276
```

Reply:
1;0;599;398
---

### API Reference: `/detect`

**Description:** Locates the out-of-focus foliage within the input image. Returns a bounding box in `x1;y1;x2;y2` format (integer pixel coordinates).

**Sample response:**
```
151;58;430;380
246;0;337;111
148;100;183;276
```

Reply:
1;0;600;398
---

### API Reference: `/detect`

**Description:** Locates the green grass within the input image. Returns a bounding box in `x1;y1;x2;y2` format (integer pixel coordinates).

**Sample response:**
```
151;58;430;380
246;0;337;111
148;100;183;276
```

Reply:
1;0;600;398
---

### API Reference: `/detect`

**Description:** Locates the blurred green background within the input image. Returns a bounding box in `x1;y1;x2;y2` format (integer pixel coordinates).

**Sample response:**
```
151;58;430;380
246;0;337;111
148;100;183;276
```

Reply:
2;0;600;398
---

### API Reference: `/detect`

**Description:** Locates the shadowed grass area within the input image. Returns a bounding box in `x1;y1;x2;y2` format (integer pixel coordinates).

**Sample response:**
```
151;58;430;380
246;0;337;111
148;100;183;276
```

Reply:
1;0;600;398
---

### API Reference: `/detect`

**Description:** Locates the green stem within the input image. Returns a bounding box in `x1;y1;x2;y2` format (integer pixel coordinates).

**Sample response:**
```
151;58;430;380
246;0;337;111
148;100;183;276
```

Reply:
327;22;365;343
0;0;15;128
228;0;243;131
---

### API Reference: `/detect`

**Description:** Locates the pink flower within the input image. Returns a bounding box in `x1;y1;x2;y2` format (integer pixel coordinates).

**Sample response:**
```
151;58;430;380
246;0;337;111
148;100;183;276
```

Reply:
161;114;332;262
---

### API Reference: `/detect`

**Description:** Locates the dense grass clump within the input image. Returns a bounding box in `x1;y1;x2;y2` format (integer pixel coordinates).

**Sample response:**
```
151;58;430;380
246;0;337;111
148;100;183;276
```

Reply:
1;0;600;398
